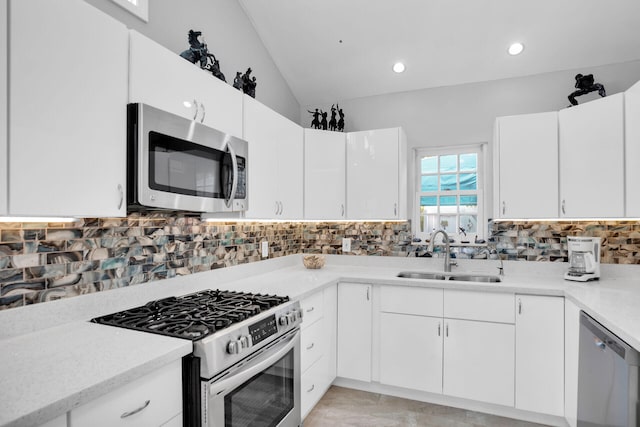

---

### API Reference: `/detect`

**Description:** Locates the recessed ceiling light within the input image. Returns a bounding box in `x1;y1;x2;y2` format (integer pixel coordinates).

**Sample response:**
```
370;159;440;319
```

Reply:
508;42;524;56
393;62;405;73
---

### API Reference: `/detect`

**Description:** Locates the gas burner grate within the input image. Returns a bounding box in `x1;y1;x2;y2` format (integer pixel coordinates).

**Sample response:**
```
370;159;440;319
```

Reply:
91;289;290;341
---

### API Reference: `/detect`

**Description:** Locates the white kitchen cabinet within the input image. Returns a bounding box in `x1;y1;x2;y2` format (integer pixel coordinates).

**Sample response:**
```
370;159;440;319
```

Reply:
301;285;337;419
0;0;7;216
70;359;182;427
564;298;582;427
494;112;559;218
243;96;303;219
337;282;372;382
129;31;243;138
558;93;625;217
515;295;564;416
346;128;407;220
443;318;515;407
304;129;346;219
7;0;128;217
625;80;640;216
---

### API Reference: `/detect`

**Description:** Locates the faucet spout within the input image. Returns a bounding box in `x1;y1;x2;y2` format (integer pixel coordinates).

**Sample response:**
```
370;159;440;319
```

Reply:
429;230;455;272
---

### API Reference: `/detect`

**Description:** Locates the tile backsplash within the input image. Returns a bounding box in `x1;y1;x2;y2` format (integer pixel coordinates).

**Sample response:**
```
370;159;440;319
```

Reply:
2;216;640;310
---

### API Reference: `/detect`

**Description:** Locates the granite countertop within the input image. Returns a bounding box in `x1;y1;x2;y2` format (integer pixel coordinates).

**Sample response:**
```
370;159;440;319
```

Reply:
1;254;639;426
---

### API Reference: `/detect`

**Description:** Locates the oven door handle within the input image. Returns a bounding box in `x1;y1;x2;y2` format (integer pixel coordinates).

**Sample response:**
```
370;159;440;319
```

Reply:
209;330;298;396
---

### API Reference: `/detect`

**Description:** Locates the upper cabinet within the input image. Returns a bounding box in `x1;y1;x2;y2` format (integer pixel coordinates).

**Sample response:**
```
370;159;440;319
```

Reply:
243;96;303;219
494;112;558;219
346;128;407;220
7;0;128;217
129;31;243;138
625;81;640;216
304;129;346;220
0;0;7;216
558;93;624;218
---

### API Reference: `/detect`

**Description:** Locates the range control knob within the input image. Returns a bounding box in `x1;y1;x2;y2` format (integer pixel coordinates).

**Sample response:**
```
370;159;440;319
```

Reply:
227;340;241;355
239;335;251;349
279;315;290;326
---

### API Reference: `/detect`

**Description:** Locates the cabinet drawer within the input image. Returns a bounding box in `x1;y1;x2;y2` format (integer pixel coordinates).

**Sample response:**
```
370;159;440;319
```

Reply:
380;285;443;316
70;359;182;427
302;318;324;372
444;290;514;324
300;290;324;329
301;356;328;420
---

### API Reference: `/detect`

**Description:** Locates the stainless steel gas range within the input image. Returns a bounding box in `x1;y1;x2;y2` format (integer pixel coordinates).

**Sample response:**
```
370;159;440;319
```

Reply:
93;289;303;427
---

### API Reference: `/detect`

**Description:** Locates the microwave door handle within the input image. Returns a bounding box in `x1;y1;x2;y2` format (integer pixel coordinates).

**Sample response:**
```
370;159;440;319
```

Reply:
224;143;239;208
209;331;298;396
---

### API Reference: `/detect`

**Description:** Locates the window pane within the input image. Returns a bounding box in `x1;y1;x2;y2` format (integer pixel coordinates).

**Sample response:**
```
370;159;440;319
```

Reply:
460;195;478;206
439;195;457;206
420;196;437;206
440;155;457;172
421;156;437;173
460;173;477;190
421;176;438;192
439;216;456;233
460;153;477;171
440;174;457;191
420;214;438;233
460;215;477;233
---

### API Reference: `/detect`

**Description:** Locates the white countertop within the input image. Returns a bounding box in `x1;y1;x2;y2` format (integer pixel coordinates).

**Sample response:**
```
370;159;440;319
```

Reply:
1;254;639;426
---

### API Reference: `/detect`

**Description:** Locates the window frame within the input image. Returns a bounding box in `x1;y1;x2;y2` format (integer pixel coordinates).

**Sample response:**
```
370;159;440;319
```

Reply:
414;143;486;242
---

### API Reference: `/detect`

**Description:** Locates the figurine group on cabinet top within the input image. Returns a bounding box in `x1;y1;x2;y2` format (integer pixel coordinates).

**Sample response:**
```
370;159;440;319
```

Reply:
308;104;344;132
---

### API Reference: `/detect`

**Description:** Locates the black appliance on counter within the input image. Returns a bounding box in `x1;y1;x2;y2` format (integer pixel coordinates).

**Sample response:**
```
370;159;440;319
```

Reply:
93;289;302;427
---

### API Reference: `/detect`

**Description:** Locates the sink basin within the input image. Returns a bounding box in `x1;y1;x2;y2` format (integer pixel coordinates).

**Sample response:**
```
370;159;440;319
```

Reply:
396;271;447;280
448;274;502;283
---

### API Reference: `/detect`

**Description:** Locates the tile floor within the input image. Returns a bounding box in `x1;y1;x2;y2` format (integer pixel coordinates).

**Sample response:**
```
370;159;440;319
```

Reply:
303;386;551;427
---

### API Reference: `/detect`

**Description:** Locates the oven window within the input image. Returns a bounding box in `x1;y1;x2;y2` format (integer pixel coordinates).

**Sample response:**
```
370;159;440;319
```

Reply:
225;349;294;427
149;131;223;198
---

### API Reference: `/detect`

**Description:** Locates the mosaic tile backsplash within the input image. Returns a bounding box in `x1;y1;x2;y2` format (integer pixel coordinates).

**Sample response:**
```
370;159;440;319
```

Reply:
2;216;640;310
0;215;411;310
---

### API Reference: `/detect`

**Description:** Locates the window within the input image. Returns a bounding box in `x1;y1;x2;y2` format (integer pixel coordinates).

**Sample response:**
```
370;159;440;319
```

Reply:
415;145;485;241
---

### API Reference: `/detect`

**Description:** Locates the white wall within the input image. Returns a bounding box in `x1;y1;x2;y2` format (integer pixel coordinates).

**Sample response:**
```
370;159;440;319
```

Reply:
86;0;300;123
302;60;640;220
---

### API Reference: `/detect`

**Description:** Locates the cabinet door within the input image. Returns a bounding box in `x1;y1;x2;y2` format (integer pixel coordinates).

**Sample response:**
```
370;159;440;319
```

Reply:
304;129;346;219
0;0;6;216
243;96;303;219
625;80;640;216
495;112;558;218
337;282;372;382
515;295;564;416
129;31;242;138
564;299;582;427
9;0;127;217
323;284;338;384
347;128;401;220
559;93;624;217
443;318;515;407
380;312;443;393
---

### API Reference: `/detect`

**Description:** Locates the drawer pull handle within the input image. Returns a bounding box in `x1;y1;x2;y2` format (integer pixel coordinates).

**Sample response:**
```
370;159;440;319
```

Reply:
307;343;314;350
306;307;315;313
121;400;150;418
307;384;315;393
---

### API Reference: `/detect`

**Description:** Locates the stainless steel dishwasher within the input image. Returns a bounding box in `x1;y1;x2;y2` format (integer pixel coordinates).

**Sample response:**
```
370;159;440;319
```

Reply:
577;311;639;427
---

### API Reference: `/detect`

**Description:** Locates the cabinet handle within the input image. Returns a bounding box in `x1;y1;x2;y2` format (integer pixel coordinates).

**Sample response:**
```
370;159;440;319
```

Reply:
502;201;506;215
445;323;449;337
200;102;206;123
307;384;315;393
192;99;199;121
366;287;370;301
117;184;123;210
341;204;345;217
438;322;441;336
394;203;397;216
518;299;522;315
121;400;151;418
562;199;566;215
275;201;279;215
307;343;314;350
306;306;314;313
279;201;284;215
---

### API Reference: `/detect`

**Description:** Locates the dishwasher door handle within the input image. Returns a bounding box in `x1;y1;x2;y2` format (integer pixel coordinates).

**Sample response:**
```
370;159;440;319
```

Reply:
594;338;606;350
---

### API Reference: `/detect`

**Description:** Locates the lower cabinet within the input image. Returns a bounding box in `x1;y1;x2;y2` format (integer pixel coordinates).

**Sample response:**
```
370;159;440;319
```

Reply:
337;282;372;382
69;359;182;427
515;294;564;417
564;298;582;427
301;284;337;419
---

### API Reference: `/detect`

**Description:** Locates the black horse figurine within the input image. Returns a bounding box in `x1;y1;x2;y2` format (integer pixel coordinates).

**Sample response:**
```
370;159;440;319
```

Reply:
568;73;606;106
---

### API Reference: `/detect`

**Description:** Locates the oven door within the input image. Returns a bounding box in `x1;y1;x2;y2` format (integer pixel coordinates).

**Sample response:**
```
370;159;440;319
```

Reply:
203;329;301;427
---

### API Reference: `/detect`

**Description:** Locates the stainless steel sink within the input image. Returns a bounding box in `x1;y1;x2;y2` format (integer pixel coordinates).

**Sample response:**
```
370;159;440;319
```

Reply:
448;274;502;283
397;271;502;283
396;271;447;280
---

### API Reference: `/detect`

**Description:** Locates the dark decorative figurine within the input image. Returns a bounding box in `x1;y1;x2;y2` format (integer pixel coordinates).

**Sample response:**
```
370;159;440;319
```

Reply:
320;110;328;130
179;29;226;82
232;72;243;91
337;104;345;132
568;73;606;106
234;68;257;98
329;105;338;131
308;108;321;129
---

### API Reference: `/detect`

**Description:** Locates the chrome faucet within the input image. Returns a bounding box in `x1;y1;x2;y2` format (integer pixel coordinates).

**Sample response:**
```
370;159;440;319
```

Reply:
429;230;457;272
478;246;504;276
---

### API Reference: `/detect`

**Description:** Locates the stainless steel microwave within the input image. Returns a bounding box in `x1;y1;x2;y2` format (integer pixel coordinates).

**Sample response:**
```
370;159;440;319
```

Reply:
127;103;248;213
